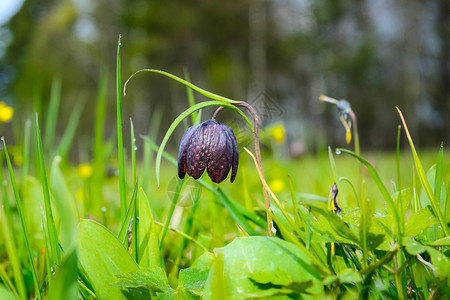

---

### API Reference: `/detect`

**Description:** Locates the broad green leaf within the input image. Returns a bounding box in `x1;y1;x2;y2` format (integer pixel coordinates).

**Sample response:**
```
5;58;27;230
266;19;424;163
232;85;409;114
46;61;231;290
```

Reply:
426;246;450;279
47;250;78;300
203;237;325;299
427;236;450;246
323;268;362;285
179;252;214;296
299;203;359;246
405;206;439;237
410;259;430;299
77;219;139;300
50;157;78;250
0;285;17;300
249;270;314;296
392;188;412;216
419;165;446;210
402;237;426;255
113;267;171;292
138;188;161;269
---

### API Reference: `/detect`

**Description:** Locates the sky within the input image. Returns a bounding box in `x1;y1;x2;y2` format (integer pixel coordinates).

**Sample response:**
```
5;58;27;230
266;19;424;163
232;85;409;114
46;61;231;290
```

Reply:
0;0;24;26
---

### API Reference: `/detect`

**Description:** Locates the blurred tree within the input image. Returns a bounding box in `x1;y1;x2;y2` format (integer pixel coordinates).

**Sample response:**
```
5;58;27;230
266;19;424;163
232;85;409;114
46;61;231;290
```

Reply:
1;0;449;154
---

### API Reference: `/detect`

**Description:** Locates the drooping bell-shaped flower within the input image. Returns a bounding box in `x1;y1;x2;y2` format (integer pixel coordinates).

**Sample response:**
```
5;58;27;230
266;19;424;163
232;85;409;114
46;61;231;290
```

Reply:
177;120;239;183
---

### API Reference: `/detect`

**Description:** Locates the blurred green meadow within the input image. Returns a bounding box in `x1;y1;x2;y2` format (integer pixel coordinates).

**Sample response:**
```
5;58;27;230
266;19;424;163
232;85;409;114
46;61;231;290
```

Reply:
0;37;449;299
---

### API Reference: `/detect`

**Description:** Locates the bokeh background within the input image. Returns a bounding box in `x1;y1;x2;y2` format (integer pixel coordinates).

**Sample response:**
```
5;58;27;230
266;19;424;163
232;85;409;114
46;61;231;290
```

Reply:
1;0;449;157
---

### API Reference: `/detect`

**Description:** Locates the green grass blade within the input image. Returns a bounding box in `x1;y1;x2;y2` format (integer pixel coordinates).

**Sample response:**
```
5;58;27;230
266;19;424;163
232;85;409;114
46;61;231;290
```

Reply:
0;207;26;300
183;68;198;124
155;100;253;187
130;118;137;185
2;138;42;300
118;180;139;247
124;69;240;104
36;114;61;265
93;71;108;202
360;180;368;268
433;144;444;240
130;118;138;262
21;119;31;187
396;125;405;228
339;177;360;206
56;98;86;159
434;144;444;209
396;107;448;236
116;35;127;223
44;77;62;156
338;148;403;240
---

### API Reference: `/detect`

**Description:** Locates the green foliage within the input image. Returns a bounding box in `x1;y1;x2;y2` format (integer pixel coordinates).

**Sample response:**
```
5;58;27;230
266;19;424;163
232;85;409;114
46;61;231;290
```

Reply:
1;47;450;300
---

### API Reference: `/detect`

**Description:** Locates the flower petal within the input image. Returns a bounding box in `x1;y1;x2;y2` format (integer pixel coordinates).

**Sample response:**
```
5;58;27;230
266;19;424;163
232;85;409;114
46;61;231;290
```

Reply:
223;126;239;183
186;122;210;179
177;125;198;179
206;124;232;183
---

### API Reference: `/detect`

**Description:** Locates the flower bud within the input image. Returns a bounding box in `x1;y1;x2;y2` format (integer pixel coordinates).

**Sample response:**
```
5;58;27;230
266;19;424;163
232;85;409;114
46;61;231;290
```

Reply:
177;120;239;183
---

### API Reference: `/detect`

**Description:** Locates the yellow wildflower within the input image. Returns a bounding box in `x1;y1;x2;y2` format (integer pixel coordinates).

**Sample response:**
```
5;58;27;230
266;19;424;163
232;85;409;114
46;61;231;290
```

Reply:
0;102;14;123
77;163;93;180
271;125;285;143
269;179;286;193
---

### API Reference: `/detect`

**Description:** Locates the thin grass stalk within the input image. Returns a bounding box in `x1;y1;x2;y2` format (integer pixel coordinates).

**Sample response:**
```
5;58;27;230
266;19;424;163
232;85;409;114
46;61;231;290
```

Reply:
434;144;444;240
393;255;405;300
396;107;449;236
0;155;13;228
130;118;138;262
349;110;360;157
396;125;405;228
306;208;311;250
234;102;273;236
36;114;61;265
154;221;208;253
116;35;127;223
360;180;368;269
183;68;198;124
2;138;42;300
21;120;31;188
